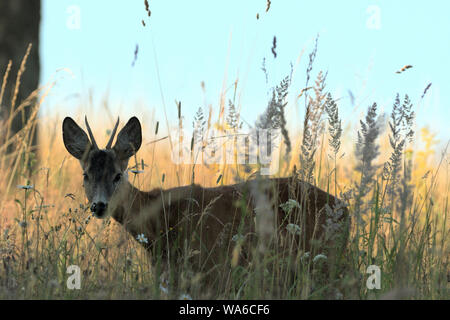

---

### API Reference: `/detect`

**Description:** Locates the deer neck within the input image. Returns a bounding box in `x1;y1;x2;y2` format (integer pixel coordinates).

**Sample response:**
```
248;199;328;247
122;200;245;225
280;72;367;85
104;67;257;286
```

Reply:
108;179;161;245
108;179;132;223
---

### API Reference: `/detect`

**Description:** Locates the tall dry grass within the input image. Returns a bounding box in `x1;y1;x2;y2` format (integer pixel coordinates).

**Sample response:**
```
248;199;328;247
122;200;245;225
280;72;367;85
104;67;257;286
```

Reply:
0;43;448;299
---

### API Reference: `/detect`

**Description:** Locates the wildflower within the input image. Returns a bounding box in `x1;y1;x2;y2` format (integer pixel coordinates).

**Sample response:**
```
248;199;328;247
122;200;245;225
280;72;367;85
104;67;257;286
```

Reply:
179;293;192;300
279;199;301;213
136;233;148;244
335;289;343;300
159;284;168;294
286;223;301;235
231;234;244;243
159;277;169;294
313;254;327;263
301;252;310;263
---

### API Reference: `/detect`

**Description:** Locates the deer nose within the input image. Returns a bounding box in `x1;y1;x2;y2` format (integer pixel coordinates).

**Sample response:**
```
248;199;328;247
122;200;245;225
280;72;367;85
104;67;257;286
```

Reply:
90;202;107;217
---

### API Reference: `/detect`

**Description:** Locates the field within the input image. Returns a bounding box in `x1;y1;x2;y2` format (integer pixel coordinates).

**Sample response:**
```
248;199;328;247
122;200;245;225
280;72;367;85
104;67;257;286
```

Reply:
0;45;448;300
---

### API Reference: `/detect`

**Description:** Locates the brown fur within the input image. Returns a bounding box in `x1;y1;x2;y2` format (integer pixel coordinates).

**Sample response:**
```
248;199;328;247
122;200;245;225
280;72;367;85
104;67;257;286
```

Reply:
62;116;350;292
109;176;349;272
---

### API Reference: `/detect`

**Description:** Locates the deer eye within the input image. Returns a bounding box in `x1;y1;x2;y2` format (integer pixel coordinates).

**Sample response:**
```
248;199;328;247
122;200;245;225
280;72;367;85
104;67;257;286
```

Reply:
113;173;122;183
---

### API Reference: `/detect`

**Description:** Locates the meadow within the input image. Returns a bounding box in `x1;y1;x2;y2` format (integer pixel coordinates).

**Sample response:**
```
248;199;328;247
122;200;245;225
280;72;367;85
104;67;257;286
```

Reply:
0;44;448;300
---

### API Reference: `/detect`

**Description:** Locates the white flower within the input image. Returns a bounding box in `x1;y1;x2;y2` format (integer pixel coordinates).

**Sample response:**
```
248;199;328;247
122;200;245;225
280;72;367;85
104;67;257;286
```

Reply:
301;251;310;263
286;223;301;235
159;277;169;294
136;233;148;244
313;253;327;263
159;283;169;294
280;199;301;213
231;234;245;243
179;293;192;300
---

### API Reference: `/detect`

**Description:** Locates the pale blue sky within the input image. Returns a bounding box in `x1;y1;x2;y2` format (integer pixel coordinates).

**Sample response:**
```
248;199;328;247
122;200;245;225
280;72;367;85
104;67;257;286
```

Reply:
39;0;449;147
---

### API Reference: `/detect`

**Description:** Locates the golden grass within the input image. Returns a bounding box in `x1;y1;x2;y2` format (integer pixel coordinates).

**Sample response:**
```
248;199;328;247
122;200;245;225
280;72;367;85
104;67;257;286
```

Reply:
0;46;448;299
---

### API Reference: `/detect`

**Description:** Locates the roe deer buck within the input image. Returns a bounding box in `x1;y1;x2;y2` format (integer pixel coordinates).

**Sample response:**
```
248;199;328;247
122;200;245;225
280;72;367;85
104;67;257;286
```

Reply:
62;116;349;286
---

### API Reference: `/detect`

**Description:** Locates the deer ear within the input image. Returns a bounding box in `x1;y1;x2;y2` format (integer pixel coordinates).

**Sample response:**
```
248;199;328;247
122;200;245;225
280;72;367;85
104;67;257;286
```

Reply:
113;117;142;160
62;117;92;160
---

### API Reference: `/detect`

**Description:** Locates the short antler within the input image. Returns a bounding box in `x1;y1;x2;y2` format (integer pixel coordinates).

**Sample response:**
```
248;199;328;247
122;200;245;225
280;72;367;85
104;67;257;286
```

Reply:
84;116;99;150
106;117;120;149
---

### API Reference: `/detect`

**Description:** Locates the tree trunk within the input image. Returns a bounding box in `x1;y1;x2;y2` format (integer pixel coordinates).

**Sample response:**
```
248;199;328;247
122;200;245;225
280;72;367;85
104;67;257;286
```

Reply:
0;0;40;168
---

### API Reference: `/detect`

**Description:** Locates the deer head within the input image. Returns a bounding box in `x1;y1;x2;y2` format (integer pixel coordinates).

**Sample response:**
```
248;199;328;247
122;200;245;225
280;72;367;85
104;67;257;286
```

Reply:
62;116;142;218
